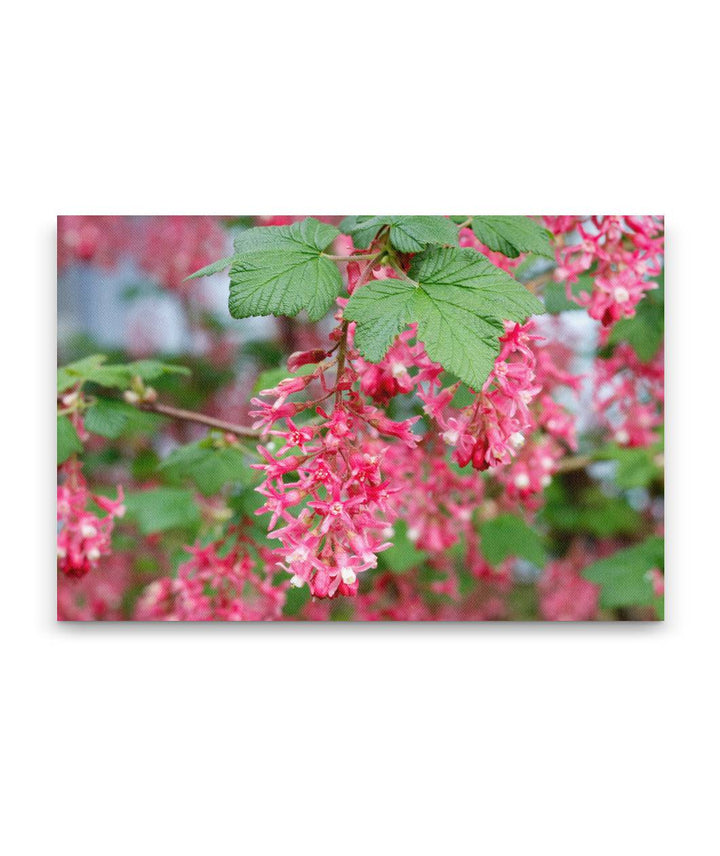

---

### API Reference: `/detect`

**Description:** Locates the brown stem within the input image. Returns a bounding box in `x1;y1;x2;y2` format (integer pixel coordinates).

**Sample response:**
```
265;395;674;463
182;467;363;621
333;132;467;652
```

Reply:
555;454;593;473
523;271;553;294
323;252;379;262
135;401;260;438
334;322;349;406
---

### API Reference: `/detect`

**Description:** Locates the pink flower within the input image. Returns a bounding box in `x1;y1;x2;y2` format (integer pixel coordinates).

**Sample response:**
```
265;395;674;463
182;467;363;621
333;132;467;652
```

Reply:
594;343;663;447
57;461;125;579
544;215;663;328
248;322;420;599
135;529;287;621
538;544;600;621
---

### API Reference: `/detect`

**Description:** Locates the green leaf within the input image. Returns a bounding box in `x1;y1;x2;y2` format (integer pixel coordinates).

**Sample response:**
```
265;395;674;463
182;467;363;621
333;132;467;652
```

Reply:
542;482;642;538
84;398;134;439
57;354;190;392
123;487;201;535
340;215;459;253
379;521;429;572
608;289;664;362
441;372;475;408
125;360;191;382
582;536;664;610
186;256;235;280
343;277;416;363
543;275;593;313
57;416;82;464
57;355;130;393
157;441;254;496
282;583;311;617
344;247;544;390
228;218;341;322
480;514;546;567
595;443;663;489
471;216;554;259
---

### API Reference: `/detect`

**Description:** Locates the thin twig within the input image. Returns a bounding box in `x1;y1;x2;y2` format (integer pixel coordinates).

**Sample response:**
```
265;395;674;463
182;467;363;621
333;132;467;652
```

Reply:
322;253;379;262
555;454;593;473
135;400;260;438
523;271;554;294
334;322;349;406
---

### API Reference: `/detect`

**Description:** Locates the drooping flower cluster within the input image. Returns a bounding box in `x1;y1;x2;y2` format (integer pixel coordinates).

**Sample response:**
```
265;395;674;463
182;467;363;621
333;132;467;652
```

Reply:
58;215;228;291
593;343;664;447
250;327;419;599
350;284;581;508
544;215;664;326
135;530;286;621
57;554;130;620
492;335;582;506
417;322;543;471
57;215;132;271
137;216;228;291
383;442;484;553
538;543;600;621
57;459;126;578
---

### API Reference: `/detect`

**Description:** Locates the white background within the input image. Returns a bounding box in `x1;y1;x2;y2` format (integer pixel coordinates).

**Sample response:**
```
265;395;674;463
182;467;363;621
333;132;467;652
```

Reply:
2;2;718;854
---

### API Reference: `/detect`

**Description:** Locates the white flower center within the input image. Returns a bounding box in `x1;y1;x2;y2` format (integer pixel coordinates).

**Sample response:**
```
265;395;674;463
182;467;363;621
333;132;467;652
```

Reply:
613;286;630;303
514;473;531;489
287;546;309;564
340;566;357;585
442;428;460;445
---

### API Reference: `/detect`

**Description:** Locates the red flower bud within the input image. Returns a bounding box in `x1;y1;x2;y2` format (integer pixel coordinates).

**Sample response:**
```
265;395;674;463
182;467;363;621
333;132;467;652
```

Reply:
287;349;327;373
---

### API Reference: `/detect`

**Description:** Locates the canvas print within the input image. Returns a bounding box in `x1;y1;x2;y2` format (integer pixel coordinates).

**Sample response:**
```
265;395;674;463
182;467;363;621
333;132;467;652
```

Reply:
57;215;665;621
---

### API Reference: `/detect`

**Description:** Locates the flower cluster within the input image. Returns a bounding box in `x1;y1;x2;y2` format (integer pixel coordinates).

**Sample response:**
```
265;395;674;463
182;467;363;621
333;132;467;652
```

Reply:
137;216;227;291
417;321;543;471
593;343;664;447
57;460;126;578
544;215;664;326
250;328;419;599
135;530;286;621
58;215;228;291
538;544;600;621
57;554;129;620
492;336;582;506
58;215;132;271
350;289;581;509
383;442;484;553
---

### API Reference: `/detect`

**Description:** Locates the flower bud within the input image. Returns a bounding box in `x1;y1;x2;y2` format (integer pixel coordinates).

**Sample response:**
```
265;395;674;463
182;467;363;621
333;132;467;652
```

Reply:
287;349;326;373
